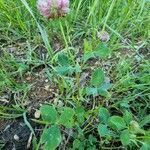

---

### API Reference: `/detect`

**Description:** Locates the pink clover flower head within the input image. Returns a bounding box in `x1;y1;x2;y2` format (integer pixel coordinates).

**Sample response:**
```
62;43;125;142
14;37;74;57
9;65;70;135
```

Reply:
97;31;110;42
37;0;70;19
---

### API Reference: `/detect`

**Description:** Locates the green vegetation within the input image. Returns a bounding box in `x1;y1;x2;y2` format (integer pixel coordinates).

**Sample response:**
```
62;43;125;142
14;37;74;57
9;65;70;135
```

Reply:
0;0;149;149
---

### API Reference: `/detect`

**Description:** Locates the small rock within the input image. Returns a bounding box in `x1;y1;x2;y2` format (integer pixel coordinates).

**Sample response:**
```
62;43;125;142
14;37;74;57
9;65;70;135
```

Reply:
26;76;32;81
34;110;41;119
45;85;50;91
14;134;20;141
45;79;49;83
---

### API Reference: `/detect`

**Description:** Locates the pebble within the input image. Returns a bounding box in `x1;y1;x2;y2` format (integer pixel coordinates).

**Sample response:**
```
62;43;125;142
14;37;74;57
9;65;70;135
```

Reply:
14;134;20;141
34;110;41;119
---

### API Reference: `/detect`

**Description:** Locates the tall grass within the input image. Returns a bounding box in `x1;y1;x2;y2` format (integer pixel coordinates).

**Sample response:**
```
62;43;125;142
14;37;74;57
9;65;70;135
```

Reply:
20;0;53;58
0;0;149;48
0;0;149;149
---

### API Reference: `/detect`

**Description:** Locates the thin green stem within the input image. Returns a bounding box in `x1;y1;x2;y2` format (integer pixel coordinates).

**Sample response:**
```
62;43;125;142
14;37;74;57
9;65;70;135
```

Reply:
59;21;68;48
102;0;117;31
